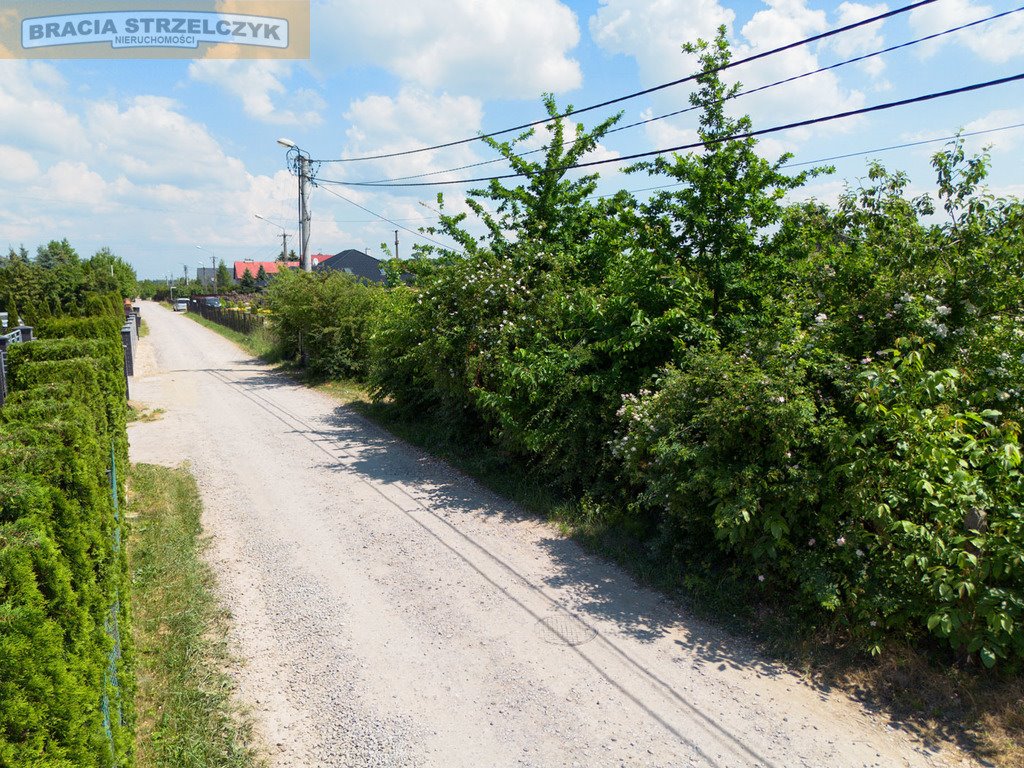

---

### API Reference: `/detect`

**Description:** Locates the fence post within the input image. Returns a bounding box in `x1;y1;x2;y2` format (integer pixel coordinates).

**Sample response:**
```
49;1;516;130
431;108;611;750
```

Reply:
0;336;8;406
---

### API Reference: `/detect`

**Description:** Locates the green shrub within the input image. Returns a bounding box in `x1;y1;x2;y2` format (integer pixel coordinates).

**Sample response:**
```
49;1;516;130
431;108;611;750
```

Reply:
843;340;1024;666
35;315;121;341
266;269;379;379
0;480;109;767
0;330;134;764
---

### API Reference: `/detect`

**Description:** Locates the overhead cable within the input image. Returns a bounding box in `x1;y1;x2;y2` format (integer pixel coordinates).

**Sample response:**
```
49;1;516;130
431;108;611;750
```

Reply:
316;184;452;249
606;122;1024;198
320;0;939;164
353;5;1024;186
316;72;1024;188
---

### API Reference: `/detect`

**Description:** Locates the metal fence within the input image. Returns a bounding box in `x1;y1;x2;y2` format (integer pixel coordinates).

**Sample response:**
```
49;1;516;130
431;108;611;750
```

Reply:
190;300;268;335
0;325;33;406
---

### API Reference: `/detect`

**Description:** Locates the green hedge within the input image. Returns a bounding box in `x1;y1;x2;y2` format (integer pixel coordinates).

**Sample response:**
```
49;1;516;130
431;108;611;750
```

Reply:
7;342;129;501
0;315;134;765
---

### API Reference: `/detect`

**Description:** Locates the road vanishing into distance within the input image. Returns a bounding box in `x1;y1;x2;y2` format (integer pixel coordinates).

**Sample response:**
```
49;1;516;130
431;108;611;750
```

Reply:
128;301;974;768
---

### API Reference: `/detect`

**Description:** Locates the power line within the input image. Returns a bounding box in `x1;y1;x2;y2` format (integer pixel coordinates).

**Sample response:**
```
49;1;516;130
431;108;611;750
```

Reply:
315;184;451;250
318;72;1024;189
352;5;1024;186
606;122;1024;198
320;0;939;164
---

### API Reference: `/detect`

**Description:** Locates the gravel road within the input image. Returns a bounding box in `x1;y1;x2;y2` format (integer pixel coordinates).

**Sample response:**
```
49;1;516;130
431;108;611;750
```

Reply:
127;300;975;768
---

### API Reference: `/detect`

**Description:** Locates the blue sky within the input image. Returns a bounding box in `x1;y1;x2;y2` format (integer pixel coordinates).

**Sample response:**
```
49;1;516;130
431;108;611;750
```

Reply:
2;0;1022;279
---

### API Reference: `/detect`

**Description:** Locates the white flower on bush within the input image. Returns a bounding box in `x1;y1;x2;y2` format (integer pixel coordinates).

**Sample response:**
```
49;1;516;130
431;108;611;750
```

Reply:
836;536;846;546
814;313;828;324
936;305;951;316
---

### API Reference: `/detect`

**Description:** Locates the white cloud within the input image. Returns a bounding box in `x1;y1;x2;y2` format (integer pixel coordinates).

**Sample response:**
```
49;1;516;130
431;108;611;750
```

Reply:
590;0;733;85
188;60;326;126
87;95;248;188
0;146;40;184
313;0;582;98
0;61;88;157
909;0;1024;62
0;75;308;271
828;2;889;77
901;109;1024;159
36;162;109;206
590;0;867;156
730;0;866;139
339;87;487;184
962;109;1024;151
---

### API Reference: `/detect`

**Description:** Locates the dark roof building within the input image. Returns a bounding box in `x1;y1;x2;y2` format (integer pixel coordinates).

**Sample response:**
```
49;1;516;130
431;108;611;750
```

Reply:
313;249;385;283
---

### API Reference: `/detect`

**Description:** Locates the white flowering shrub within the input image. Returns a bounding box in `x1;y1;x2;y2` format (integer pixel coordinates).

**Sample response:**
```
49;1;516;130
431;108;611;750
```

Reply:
845;339;1023;666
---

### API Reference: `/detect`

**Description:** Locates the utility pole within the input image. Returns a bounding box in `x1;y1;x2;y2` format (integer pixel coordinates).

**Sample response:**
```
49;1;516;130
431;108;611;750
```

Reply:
394;230;399;260
298;154;311;271
182;264;188;284
280;232;289;262
277;139;312;272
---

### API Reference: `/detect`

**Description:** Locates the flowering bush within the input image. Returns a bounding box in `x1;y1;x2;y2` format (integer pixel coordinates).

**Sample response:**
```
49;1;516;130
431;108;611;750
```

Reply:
284;35;1024;667
843;339;1023;665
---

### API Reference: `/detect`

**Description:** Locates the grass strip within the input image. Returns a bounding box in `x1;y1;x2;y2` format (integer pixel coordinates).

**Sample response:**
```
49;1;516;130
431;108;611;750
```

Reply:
129;463;262;768
182;312;279;361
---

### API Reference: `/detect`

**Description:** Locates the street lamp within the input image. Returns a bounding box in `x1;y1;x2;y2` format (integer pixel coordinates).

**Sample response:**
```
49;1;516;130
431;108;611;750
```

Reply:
195;245;216;290
277;137;311;272
255;214;289;262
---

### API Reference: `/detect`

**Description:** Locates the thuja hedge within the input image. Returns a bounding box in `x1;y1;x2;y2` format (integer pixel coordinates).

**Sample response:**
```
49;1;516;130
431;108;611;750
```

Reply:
0;322;133;763
8;334;130;502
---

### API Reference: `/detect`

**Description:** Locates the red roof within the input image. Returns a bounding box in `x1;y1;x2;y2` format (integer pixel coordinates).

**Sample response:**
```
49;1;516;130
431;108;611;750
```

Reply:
233;260;298;280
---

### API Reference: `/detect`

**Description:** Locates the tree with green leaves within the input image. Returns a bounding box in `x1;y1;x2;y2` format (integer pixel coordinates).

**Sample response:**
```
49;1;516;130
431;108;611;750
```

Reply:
630;26;829;337
238;267;257;293
35;239;84;311
1;247;44;324
215;259;232;293
82;247;137;298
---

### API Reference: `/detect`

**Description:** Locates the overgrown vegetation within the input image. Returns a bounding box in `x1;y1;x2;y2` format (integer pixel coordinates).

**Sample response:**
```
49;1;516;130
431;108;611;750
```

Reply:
129;463;261;768
265;28;1023;677
0;293;135;766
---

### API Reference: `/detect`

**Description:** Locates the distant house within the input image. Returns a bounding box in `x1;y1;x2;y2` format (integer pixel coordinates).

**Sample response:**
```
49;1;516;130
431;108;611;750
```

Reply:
313;249;385;283
233;260;299;282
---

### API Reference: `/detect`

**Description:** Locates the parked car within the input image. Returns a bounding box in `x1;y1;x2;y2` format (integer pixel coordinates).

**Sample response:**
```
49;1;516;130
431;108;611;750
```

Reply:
201;296;221;308
173;298;189;312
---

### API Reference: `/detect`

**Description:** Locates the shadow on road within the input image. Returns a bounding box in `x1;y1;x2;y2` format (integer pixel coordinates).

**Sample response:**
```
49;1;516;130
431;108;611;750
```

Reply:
201;363;964;764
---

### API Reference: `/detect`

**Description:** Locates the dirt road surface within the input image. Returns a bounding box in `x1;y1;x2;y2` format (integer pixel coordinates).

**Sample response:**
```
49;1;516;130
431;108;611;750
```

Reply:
127;301;974;768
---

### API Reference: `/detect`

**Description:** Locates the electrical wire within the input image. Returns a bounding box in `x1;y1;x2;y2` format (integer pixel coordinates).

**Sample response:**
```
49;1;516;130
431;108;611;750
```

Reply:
317;72;1024;188
602;122;1024;198
352;5;1024;186
315;184;452;249
319;0;939;164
